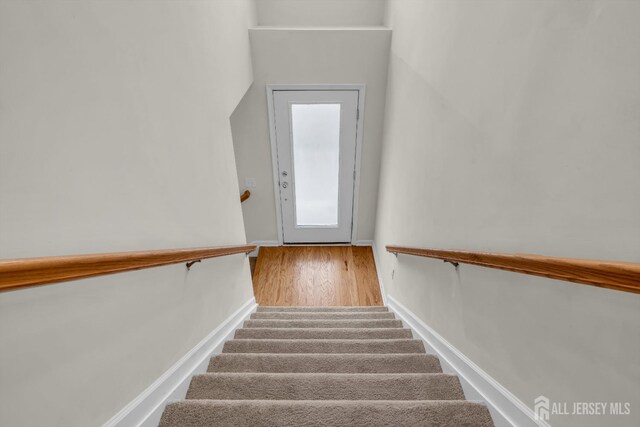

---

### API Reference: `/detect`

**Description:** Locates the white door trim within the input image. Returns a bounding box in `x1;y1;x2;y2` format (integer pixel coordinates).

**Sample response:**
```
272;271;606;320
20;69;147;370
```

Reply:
266;84;366;245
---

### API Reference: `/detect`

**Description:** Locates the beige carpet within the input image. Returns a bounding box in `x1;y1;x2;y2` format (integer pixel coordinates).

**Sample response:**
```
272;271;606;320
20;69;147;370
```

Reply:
159;306;494;426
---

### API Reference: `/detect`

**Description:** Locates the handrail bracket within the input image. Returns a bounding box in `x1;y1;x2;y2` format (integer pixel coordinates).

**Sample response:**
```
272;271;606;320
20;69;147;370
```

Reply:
186;260;201;270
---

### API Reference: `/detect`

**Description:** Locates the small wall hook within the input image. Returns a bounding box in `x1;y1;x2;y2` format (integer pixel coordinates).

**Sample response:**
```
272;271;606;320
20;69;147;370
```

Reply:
186;259;201;270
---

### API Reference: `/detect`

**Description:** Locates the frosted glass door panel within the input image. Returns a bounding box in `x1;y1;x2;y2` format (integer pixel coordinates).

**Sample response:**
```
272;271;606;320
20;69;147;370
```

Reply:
291;104;341;226
273;90;359;243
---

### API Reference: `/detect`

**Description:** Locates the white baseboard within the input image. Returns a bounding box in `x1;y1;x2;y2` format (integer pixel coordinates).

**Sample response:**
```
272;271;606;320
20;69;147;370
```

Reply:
353;240;373;246
102;297;257;427
387;296;548;427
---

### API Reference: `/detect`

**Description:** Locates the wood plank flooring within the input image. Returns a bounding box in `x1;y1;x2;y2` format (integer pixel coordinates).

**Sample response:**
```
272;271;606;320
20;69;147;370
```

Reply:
252;246;383;306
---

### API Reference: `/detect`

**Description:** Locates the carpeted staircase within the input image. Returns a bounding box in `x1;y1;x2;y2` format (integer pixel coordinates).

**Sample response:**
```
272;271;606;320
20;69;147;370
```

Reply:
159;306;495;426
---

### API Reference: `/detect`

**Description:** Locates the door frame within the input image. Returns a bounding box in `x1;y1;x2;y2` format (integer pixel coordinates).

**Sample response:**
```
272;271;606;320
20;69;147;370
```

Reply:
266;84;366;245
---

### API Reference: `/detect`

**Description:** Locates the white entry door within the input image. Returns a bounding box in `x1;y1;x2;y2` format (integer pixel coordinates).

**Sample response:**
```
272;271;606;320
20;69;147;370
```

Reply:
273;90;359;243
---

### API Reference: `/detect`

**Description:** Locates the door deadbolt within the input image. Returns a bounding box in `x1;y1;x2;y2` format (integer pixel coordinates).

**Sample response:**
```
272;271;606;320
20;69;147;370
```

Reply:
282;171;288;177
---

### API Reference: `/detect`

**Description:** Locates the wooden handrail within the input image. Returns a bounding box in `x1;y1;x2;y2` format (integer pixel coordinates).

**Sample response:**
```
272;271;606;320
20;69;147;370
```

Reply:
0;244;256;292
386;246;640;294
240;190;251;203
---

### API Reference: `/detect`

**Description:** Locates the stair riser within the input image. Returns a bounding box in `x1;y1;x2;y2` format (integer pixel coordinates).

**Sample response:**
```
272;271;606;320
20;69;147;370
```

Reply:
250;312;395;320
234;328;413;340
208;354;443;374
187;373;465;401
257;306;389;312
244;319;404;328
222;339;426;354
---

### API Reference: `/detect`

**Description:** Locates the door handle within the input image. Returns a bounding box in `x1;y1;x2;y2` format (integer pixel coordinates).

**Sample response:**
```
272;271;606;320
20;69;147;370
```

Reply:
281;182;288;188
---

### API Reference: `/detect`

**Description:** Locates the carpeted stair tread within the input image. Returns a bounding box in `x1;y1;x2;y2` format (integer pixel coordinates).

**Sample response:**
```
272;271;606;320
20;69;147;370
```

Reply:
257;306;388;312
244;319;403;328
208;353;442;373
158;305;495;426
223;339;425;354
186;373;464;400
159;400;495;427
234;328;412;340
250;312;395;320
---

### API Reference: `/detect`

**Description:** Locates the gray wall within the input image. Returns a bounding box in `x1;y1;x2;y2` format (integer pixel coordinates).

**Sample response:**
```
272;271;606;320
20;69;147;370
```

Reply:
256;0;386;26
232;28;391;243
0;1;257;425
375;1;640;426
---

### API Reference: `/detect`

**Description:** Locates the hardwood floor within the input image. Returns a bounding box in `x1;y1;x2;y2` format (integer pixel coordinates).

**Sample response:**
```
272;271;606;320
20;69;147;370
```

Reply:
252;246;383;306
249;256;257;277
